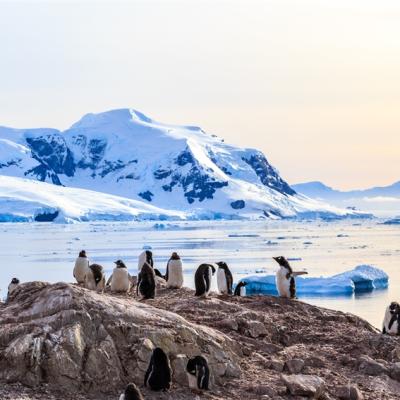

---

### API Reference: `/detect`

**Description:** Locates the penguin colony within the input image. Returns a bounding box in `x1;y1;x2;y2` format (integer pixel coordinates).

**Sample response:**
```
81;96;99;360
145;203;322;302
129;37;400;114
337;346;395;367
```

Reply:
4;250;398;399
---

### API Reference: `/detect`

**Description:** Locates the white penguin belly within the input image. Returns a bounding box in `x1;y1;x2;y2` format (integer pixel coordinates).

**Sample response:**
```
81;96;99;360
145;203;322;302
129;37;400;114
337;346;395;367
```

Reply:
383;310;399;335
74;257;89;283
240;286;246;297
167;260;183;288
119;394;125;400
111;268;130;292
187;372;198;389
276;270;290;298
204;267;212;296
217;269;228;294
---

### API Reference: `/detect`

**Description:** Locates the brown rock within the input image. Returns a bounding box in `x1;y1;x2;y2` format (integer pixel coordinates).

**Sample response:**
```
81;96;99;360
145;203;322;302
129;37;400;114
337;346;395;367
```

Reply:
281;374;325;398
358;355;388;376
336;385;364;400
285;358;305;374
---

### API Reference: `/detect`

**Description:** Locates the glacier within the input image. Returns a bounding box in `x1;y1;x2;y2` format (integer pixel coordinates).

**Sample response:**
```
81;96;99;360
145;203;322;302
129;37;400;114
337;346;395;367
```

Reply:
0;108;371;220
239;265;388;297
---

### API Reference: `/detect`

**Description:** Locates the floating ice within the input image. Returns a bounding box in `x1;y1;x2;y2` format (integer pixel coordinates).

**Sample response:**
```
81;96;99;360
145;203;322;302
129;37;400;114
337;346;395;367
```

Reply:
239;265;388;297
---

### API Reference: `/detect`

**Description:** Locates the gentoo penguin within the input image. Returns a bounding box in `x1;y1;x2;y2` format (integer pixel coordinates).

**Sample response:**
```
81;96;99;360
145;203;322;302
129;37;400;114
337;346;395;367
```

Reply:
138;250;154;273
107;260;132;293
119;383;143;400
216;261;233;295
194;264;216;297
7;278;20;300
234;281;247;296
73;250;89;284
186;355;210;391
166;252;183;289
273;256;307;299
144;347;172;391
137;262;156;299
382;302;400;335
85;263;106;292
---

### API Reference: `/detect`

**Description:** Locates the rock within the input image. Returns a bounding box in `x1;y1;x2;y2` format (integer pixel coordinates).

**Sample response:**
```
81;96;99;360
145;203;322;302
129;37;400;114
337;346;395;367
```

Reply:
285;358;305;374
171;354;189;386
281;374;325;398
389;362;400;381
242;320;267;338
305;356;325;368
268;359;285;372
0;282;240;393
218;318;239;331
264;343;283;354
336;385;364;400
358;355;388;376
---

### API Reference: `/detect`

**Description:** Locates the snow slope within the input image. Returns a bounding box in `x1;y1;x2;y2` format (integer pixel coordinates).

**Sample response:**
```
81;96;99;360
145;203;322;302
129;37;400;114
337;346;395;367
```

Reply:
0;176;186;223
0;109;369;220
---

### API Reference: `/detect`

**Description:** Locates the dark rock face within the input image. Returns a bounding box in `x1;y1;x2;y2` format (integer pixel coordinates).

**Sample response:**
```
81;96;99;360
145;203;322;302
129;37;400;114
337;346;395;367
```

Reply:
138;191;154;202
242;153;296;195
161;149;229;204
230;200;245;210
26;135;75;179
34;210;59;222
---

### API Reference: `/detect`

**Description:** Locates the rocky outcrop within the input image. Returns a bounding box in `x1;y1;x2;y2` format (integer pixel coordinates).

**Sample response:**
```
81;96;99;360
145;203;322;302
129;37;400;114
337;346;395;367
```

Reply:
0;282;240;395
2;283;400;399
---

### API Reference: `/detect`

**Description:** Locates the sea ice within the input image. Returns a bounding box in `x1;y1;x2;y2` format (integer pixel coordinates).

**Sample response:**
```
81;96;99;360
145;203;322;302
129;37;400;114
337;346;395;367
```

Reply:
239;265;388;296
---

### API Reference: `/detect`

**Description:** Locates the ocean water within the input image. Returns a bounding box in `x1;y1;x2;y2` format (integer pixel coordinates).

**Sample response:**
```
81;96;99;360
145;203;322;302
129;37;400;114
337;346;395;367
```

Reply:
0;220;399;329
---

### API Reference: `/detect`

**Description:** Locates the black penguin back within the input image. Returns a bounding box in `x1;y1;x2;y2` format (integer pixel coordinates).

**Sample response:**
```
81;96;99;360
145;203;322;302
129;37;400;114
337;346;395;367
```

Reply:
144;347;171;391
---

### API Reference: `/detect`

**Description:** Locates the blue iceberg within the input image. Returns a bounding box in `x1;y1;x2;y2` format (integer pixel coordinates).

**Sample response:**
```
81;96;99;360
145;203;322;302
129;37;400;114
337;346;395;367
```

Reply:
239;265;388;297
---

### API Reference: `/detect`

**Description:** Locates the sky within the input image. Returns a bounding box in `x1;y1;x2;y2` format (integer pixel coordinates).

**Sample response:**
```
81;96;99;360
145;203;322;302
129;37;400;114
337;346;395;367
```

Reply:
0;0;399;190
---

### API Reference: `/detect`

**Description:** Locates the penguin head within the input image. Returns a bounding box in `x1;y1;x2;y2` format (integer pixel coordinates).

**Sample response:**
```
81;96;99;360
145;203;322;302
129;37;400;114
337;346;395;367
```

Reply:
11;277;20;285
216;261;228;270
170;252;180;260
186;357;197;374
152;347;168;363
145;250;153;265
114;260;127;268
210;264;216;274
239;281;247;287
79;250;87;258
124;383;142;399
273;256;291;270
389;302;400;315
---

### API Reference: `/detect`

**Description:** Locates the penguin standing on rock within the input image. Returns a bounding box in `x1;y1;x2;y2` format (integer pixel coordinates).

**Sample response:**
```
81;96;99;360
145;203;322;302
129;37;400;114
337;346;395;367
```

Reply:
119;383;143;400
137;262;156;299
273;256;307;299
234;281;247;296
138;250;154;273
107;260;132;293
166;252;183;289
382;302;400;335
194;264;216;298
7;278;20;300
216;261;233;295
186;355;210;391
144;347;172;391
73;250;89;284
85;264;106;292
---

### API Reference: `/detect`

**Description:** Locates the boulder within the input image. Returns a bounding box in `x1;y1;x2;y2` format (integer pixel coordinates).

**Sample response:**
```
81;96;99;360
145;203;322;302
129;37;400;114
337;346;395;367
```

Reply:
357;355;388;376
336;384;364;400
0;282;240;394
281;374;325;398
285;358;305;374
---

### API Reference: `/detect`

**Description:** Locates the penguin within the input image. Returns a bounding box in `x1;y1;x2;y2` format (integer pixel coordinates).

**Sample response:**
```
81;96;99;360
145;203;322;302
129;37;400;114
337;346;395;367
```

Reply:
194;264;216;298
382;301;400;335
216;261;233;295
137;262;156;299
73;250;89;284
273;256;307;299
138;250;154;273
119;383;143;400
7;277;20;300
166;252;183;289
107;260;132;293
234;281;247;297
186;355;210;391
85;263;106;292
144;347;172;391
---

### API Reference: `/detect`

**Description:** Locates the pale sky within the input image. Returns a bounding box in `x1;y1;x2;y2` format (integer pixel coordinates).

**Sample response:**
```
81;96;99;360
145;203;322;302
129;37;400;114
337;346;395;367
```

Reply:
0;0;399;190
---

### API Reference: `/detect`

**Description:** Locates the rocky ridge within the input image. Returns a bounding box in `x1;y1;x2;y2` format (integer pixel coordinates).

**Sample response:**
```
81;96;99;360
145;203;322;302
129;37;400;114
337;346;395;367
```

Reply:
1;282;400;399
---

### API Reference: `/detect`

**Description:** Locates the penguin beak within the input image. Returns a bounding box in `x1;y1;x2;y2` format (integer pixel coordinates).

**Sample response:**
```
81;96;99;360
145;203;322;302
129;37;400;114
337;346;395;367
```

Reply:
272;257;278;261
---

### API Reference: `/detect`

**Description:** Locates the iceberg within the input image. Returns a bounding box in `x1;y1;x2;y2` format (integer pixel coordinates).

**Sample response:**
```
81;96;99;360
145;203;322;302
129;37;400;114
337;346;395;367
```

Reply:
239;265;388;297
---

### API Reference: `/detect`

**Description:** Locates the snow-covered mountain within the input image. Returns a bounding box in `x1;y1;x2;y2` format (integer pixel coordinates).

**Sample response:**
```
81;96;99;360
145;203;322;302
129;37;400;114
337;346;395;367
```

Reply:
0;109;368;220
293;181;400;218
0;175;186;222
